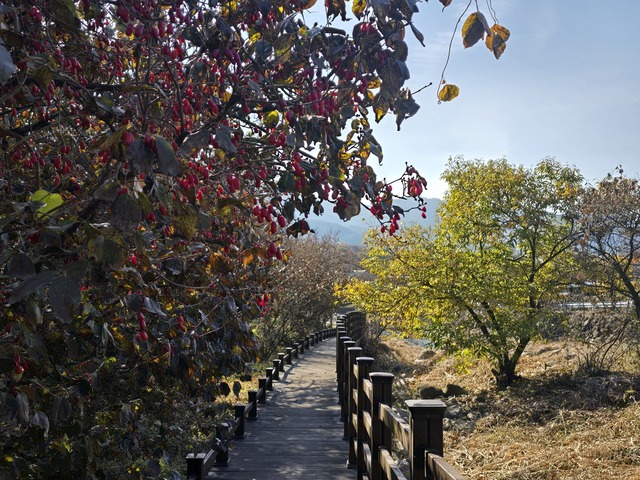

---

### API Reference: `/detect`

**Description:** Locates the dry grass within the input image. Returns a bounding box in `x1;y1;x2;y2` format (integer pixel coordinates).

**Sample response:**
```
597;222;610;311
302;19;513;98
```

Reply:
380;337;640;480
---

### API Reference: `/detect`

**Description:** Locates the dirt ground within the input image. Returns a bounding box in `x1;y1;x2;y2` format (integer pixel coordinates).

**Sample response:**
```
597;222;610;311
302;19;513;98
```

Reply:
376;336;640;480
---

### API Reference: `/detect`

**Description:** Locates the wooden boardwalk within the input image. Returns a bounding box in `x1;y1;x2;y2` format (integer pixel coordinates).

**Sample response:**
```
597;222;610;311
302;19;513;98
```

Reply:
206;337;353;480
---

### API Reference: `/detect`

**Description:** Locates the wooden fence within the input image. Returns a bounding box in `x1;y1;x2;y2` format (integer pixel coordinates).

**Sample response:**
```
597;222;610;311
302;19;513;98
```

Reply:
337;312;467;480
185;327;336;480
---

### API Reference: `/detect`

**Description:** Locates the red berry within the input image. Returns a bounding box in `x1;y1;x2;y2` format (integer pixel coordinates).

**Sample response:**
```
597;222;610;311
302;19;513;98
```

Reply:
139;331;148;342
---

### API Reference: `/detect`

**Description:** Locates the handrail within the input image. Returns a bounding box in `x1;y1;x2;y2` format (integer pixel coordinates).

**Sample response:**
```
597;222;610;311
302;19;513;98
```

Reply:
186;327;336;480
336;313;467;480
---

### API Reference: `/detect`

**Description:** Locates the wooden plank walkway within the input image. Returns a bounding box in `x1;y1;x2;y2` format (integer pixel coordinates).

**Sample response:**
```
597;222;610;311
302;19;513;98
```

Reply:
206;337;353;479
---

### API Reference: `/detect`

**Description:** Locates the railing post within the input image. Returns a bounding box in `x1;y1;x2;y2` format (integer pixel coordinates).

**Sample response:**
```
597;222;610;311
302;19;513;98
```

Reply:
342;340;356;436
278;352;286;372
234;404;245;439
265;368;274;390
214;422;230;466
336;328;346;381
247;391;258;421
298;340;305;355
272;359;280;380
406;400;447;480
370;373;394;480
347;346;362;468
285;347;293;364
356;356;374;480
337;335;349;409
258;378;267;403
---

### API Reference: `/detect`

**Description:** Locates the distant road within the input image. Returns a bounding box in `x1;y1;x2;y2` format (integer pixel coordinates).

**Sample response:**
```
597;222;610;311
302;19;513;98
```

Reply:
559;300;633;310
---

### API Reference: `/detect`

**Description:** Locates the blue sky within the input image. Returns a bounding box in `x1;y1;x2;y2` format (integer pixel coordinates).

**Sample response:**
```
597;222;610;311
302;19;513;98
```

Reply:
317;0;640;198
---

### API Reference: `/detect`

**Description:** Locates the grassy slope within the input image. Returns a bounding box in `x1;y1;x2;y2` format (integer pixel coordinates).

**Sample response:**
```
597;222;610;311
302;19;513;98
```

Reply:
377;337;640;480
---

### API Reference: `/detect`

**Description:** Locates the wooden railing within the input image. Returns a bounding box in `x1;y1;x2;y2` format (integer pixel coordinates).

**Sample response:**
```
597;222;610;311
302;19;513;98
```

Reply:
186;327;336;480
336;313;467;480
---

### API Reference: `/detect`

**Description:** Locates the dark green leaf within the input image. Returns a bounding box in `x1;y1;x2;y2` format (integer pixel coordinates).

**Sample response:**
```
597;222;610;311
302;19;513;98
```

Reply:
154;136;178;176
394;89;420;130
93;180;120;202
215;125;238;153
7;253;35;278
49;261;88;324
143;297;166;316
178;130;211;157
92;235;126;269
49;396;72;424
49;0;79;31
111;194;143;231
410;23;425;46
125;293;145;312
0;45;16;85
127;139;154;174
31;411;50;437
8;271;57;304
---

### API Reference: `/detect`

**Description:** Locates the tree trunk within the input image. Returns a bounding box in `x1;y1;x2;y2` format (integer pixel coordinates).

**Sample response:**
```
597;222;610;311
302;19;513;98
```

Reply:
492;336;530;388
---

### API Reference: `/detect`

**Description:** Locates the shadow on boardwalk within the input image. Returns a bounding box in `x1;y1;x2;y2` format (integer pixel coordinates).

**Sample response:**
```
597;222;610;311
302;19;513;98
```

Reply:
206;337;353;480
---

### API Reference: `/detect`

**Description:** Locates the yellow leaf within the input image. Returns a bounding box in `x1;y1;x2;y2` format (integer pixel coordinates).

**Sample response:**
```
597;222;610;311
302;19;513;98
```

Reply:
438;84;460;102
263;110;280;128
352;0;366;18
462;12;491;48
485;24;510;59
30;190;63;217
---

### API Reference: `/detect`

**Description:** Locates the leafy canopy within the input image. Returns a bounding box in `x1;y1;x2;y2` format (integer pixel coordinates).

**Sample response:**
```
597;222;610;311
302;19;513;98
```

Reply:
339;158;583;386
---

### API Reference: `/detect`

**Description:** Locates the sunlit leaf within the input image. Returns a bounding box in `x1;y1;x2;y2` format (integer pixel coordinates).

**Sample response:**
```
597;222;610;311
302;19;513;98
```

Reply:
352;0;366;18
462;12;491;48
438;83;459;102
30;190;63;217
263;110;280;128
485;24;510;59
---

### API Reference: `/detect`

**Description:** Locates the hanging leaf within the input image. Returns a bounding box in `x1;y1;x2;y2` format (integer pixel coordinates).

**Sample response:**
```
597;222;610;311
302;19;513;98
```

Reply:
127;139;154;174
0;43;16;84
327;0;347;20
394;89;420;130
178;130;211;156
49;0;79;31
438;83;459;102
439;0;452;9
263;110;280;128
49;396;72;424
31;411;50;438
485;24;510;59
48;261;88;324
462;12;491;48
7;253;36;278
154;136;178;176
273;34;295;62
370;0;391;21
110;194;143;231
215;125;238;153
8;271;57;305
409;23;425;46
352;0;366;18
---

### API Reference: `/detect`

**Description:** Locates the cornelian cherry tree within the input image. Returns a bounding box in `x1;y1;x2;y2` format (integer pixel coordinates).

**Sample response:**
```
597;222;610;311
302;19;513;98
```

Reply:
0;0;505;476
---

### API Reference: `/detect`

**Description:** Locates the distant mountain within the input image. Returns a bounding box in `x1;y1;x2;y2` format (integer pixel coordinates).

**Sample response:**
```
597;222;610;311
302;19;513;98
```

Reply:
306;197;442;245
